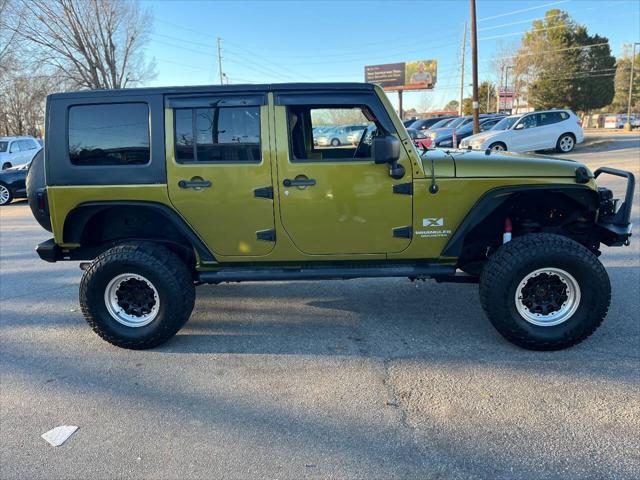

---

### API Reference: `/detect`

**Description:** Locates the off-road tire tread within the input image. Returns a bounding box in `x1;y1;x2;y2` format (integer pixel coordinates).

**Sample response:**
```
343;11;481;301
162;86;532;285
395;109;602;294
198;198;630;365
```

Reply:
479;233;610;350
80;241;195;349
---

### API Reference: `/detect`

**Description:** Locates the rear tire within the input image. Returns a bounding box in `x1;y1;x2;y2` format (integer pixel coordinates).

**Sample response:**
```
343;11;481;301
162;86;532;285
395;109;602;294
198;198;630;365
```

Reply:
79;242;195;349
555;133;575;153
479;233;610;350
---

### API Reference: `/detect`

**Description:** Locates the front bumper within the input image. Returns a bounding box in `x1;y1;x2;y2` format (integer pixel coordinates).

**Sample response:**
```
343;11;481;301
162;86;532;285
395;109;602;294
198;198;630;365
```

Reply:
594;167;635;246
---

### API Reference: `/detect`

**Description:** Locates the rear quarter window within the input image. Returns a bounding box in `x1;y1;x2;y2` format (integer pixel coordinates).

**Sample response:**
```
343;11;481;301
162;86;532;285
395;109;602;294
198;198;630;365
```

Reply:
68;103;150;166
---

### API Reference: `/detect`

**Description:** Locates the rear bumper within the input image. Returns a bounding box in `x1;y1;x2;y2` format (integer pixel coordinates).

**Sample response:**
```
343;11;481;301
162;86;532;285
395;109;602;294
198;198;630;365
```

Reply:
36;239;97;262
36;238;61;262
594;167;635;246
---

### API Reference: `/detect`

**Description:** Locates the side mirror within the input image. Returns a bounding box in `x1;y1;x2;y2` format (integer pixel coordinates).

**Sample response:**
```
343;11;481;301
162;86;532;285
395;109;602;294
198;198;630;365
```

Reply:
514;123;525;130
372;135;400;164
372;135;404;179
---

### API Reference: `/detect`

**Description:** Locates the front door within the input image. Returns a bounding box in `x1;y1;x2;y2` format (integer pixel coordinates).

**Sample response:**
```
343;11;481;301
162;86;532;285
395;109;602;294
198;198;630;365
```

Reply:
166;94;276;257
512;113;543;151
273;93;413;255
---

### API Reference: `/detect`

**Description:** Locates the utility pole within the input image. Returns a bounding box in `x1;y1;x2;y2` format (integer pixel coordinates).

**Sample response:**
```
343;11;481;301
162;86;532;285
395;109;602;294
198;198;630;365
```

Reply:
217;37;224;86
626;42;639;131
458;22;467;116
470;0;480;133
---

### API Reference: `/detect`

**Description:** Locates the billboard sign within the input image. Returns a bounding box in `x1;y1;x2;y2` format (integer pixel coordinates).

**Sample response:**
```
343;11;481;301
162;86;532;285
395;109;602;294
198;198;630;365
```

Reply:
365;60;437;91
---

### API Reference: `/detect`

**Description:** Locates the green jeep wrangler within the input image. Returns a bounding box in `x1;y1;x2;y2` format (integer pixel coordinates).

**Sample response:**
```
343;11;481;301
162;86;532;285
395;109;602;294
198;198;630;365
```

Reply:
27;83;634;351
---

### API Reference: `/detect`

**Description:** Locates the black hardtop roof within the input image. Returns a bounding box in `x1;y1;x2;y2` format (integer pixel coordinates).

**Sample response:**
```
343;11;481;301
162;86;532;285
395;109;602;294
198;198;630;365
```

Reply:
48;82;376;100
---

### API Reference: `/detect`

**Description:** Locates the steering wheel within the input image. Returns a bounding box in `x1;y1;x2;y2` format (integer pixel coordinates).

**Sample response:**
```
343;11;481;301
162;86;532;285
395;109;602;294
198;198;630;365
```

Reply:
353;127;370;159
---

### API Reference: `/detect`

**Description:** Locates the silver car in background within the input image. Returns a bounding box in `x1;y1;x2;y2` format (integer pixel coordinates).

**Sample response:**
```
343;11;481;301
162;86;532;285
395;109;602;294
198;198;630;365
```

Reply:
0;136;42;170
316;125;367;147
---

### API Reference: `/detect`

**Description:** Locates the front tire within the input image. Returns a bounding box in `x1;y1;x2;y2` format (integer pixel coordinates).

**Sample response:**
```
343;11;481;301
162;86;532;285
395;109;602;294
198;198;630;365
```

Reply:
79;242;195;349
488;142;506;152
479;233;610;350
0;183;12;205
331;138;341;147
2;162;11;170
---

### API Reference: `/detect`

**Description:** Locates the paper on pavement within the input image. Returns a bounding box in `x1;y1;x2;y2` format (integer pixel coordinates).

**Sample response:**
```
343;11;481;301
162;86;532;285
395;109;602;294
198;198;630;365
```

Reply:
41;425;78;446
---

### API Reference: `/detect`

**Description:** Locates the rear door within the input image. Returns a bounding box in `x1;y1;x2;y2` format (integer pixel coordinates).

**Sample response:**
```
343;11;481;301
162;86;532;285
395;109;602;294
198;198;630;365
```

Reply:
166;93;276;257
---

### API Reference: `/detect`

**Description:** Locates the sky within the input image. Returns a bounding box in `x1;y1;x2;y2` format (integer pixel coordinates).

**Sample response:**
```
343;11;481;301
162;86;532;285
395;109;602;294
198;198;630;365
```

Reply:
141;0;640;111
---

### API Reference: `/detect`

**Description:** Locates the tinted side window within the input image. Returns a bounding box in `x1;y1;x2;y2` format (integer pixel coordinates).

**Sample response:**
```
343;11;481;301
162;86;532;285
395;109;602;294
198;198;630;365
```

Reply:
69;103;150;166
174;106;260;163
539;112;563;125
559;111;570;121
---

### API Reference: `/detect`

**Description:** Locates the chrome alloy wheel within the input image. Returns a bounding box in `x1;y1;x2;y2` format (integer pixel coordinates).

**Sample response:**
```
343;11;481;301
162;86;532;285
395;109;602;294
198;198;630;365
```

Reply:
104;273;160;327
559;135;574;152
0;185;10;205
515;267;581;326
491;144;505;151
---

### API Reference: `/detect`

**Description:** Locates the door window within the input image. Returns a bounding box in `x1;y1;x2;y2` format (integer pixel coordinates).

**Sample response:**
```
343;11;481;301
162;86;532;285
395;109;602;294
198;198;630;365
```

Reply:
517;114;539;129
538;112;564;126
18;139;36;151
289;106;376;161
174;106;260;163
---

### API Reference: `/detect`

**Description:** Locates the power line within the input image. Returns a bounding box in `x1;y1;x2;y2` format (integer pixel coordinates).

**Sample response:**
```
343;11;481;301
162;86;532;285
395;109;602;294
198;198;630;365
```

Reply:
478;0;569;22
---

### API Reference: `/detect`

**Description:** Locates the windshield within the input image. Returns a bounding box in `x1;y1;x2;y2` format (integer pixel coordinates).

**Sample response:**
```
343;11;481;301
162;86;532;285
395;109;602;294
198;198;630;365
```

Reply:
493;116;522;130
0;141;7;153
430;117;455;129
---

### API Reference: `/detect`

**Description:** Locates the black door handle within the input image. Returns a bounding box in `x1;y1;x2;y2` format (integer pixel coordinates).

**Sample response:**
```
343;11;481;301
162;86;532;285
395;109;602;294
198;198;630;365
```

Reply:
283;178;316;187
178;179;212;189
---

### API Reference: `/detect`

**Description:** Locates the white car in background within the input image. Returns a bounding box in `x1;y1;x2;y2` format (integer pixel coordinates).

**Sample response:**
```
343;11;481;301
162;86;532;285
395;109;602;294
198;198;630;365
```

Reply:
0;136;42;170
459;110;584;153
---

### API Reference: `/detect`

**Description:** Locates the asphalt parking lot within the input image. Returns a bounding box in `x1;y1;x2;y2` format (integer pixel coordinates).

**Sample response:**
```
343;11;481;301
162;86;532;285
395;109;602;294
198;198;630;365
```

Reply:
1;134;639;480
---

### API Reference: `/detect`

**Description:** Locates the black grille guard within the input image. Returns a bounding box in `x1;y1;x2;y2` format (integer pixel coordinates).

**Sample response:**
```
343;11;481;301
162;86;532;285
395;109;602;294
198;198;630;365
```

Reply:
594;167;635;246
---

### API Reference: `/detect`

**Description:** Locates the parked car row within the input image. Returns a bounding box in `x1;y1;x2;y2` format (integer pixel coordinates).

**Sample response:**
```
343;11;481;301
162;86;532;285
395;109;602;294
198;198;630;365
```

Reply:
460;109;583;153
405;109;584;154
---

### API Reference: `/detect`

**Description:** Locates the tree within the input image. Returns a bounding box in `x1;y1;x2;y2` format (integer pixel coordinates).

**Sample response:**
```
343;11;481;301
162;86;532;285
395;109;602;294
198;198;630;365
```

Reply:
443;99;459;112
514;10;576;110
14;0;155;89
514;9;615;112
0;74;53;136
0;0;19;73
608;45;640;113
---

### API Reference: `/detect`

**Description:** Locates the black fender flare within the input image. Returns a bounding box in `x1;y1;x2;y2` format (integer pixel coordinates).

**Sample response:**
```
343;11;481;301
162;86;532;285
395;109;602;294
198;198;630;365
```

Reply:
63;201;216;263
441;184;599;258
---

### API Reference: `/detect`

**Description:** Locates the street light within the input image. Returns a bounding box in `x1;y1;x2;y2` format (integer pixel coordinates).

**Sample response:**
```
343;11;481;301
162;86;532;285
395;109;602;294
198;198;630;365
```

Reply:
625;42;640;131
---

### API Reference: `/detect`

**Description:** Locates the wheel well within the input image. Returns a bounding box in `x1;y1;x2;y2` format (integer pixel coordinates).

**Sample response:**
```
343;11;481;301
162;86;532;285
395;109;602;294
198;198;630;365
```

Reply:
489;141;507;149
65;205;203;267
560;132;576;140
456;190;599;269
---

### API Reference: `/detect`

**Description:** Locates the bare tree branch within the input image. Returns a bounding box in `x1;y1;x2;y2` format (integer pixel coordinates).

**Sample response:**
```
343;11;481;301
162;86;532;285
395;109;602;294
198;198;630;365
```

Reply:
13;0;155;90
